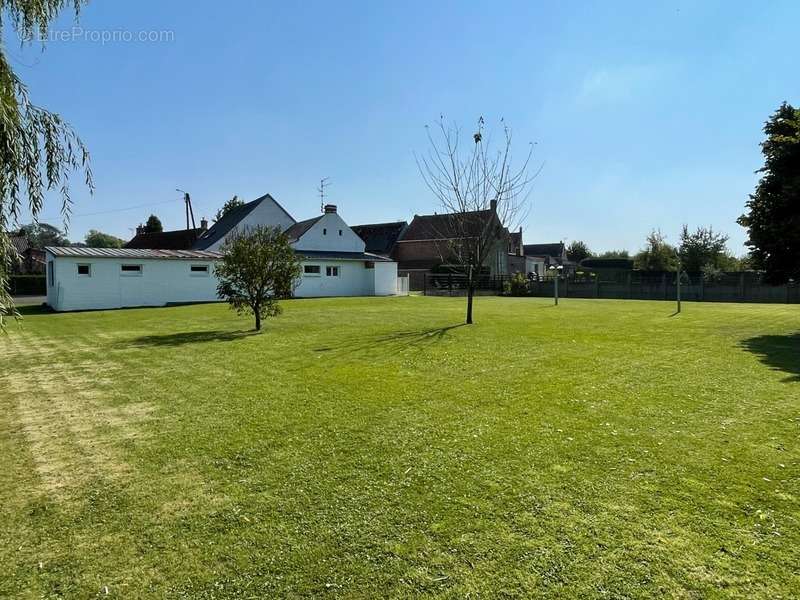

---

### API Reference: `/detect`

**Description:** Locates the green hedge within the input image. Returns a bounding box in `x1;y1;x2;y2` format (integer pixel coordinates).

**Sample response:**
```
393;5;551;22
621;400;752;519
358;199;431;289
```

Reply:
9;275;46;296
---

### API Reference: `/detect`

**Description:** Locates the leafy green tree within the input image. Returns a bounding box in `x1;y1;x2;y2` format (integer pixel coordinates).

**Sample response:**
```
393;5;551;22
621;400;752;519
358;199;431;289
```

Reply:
738;102;800;284
566;240;592;263
85;229;124;248
18;223;70;248
215;195;244;222
634;230;678;271
144;214;163;233
0;0;93;325
215;225;302;331
679;225;730;272
596;249;630;259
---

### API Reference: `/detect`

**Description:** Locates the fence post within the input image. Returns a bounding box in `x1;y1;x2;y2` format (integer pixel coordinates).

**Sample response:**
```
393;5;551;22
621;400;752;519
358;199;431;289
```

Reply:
564;276;569;298
423;273;427;296
595;276;600;299
448;273;452;297
662;273;667;300
699;273;705;302
627;272;632;299
739;272;745;300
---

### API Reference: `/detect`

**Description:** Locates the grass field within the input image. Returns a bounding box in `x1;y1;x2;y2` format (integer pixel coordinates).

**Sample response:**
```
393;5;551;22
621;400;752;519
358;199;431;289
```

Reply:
1;296;798;598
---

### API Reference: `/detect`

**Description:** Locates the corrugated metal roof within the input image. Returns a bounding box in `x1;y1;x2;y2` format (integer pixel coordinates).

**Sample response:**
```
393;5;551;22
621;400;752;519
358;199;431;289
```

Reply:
45;247;222;260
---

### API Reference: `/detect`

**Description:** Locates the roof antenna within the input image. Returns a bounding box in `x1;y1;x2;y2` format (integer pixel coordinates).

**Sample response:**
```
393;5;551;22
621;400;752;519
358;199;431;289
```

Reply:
176;188;196;230
317;177;330;213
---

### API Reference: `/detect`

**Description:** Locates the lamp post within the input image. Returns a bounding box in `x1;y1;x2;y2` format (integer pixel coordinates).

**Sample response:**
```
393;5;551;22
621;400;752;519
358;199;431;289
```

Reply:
549;264;564;305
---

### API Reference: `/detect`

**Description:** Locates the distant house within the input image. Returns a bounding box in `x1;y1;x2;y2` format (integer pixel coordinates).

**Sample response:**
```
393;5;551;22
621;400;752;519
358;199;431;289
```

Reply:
391;202;515;288
9;235;45;274
125;220;208;250
193;195;398;298
350;221;408;258
45;193;400;311
523;242;575;278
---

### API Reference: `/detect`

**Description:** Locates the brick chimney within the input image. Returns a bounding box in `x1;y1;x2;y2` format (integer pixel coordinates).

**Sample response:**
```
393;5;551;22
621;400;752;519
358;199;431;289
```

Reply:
324;204;337;214
200;217;208;231
490;199;497;212
135;223;145;236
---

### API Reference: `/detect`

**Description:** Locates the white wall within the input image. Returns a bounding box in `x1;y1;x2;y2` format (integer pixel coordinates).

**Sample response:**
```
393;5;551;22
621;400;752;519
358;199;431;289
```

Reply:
204;196;296;251
295;259;398;297
46;253;220;311
292;212;365;253
373;261;398;295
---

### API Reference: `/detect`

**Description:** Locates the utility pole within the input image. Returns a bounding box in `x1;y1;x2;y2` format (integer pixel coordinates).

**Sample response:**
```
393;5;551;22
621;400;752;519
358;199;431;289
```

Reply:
176;188;196;230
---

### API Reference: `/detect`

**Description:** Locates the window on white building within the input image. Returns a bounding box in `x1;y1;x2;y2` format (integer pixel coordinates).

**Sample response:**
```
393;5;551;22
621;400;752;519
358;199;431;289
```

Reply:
77;264;91;277
48;261;54;286
304;265;321;276
120;264;143;276
323;228;327;235
190;264;209;276
364;261;375;269
326;266;339;277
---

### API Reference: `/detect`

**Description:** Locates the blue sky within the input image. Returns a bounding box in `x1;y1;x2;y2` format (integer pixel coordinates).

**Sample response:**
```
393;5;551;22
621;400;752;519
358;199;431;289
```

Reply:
7;0;799;254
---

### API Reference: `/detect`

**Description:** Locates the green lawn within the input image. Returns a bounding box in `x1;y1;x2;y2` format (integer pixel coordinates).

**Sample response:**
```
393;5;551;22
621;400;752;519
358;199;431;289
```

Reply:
1;297;798;598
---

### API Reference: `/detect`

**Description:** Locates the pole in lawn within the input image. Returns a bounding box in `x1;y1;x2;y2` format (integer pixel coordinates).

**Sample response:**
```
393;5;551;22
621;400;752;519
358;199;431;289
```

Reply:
549;264;564;305
676;255;682;314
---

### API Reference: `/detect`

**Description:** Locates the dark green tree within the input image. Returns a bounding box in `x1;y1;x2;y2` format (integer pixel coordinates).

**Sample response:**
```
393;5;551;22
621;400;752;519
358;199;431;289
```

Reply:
679;225;730;272
85;229;124;248
738;102;800;283
18;222;70;248
144;214;163;233
1;0;93;325
215;195;244;222
566;240;592;263
215;225;302;331
634;230;678;271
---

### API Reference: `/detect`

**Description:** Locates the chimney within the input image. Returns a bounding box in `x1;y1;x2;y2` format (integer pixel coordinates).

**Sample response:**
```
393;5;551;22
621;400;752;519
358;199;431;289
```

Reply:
324;204;337;214
136;223;144;236
490;199;497;212
200;217;208;231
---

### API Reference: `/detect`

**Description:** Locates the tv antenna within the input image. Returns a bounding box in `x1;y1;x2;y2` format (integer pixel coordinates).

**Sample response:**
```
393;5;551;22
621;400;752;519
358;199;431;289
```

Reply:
317;177;331;213
176;188;196;230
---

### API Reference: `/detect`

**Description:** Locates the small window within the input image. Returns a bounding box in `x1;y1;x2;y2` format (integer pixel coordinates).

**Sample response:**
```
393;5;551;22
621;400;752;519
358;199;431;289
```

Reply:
120;264;142;276
323;228;327;235
338;229;342;236
77;264;91;277
364;261;375;269
326;266;339;277
48;261;54;286
304;265;321;276
190;264;209;276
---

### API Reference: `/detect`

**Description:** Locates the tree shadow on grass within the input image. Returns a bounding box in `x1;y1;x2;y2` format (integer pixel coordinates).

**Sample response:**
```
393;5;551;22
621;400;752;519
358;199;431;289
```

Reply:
124;329;259;348
310;323;466;359
740;333;800;382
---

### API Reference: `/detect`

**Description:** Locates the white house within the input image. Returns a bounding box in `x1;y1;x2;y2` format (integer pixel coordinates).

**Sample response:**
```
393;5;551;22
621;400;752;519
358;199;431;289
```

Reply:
45;194;398;311
45;247;222;312
193;195;397;298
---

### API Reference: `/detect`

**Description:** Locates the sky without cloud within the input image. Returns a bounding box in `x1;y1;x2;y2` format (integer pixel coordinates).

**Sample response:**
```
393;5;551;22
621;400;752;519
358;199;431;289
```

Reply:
7;0;799;255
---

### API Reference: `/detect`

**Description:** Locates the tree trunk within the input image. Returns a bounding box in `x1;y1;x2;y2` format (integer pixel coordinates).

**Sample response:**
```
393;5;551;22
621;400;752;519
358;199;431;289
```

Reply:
466;284;474;324
465;265;474;325
254;308;262;331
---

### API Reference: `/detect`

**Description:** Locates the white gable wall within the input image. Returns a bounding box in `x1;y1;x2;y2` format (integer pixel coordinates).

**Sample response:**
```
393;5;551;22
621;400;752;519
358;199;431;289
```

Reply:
292;212;365;252
204;196;296;252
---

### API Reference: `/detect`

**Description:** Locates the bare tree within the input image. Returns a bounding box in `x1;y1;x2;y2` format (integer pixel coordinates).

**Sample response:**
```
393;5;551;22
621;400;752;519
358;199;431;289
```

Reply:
416;116;537;324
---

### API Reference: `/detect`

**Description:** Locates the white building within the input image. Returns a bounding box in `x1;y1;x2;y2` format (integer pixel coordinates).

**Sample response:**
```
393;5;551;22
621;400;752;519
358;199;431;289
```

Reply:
45;194;398;311
45;248;222;312
193;195;397;298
